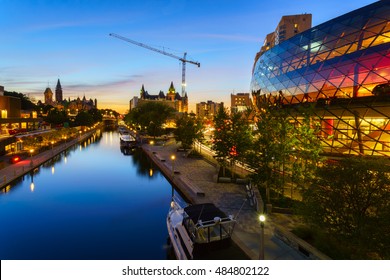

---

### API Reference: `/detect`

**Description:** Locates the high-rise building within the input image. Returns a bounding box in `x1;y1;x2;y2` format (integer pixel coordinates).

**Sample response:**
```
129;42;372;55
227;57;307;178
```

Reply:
231;93;251;114
196;100;224;120
274;14;312;45
55;79;63;102
251;1;390;157
253;14;312;73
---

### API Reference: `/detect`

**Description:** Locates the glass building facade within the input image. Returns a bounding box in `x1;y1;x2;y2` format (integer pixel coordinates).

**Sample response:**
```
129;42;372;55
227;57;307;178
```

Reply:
251;1;390;157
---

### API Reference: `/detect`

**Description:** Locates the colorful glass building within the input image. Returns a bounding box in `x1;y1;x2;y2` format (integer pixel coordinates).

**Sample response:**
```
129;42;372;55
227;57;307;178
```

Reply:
251;1;390;157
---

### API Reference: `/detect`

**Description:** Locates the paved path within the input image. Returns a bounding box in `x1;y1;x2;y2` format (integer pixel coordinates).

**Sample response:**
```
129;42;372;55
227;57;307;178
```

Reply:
0;130;97;190
0;130;307;260
143;140;307;260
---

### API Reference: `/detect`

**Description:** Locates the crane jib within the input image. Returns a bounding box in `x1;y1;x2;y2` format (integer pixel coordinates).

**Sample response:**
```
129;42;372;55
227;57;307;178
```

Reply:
109;33;200;97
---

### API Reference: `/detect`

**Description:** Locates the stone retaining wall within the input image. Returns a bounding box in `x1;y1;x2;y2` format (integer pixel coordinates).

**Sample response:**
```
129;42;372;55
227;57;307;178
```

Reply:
274;225;331;260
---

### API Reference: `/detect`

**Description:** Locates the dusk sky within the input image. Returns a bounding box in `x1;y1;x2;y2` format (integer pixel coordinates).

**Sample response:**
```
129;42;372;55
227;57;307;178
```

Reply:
0;0;376;113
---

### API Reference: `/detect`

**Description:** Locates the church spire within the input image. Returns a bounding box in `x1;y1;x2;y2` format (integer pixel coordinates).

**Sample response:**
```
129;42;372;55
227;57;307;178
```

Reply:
55;78;63;102
140;84;146;99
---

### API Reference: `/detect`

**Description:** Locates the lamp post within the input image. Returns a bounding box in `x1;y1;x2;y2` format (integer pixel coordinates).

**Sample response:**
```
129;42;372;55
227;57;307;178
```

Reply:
171;155;176;178
259;214;266;260
51;141;54;155
29;149;34;167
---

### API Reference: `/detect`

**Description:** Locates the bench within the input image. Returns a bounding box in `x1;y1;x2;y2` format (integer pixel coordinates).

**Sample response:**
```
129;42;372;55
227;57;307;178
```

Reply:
181;178;205;197
154;153;166;162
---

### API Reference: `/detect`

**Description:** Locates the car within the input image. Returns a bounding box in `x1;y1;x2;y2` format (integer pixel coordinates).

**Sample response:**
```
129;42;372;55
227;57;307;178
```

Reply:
9;154;22;164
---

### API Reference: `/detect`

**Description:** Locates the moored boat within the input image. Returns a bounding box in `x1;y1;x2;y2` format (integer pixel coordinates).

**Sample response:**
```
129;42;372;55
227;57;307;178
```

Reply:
167;200;237;260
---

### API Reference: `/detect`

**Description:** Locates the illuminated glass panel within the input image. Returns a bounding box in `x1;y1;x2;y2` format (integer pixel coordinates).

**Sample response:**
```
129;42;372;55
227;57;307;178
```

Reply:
251;1;390;157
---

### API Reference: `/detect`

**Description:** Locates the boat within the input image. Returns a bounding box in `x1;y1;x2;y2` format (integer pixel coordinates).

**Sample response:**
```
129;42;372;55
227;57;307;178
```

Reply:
167;200;237;260
118;127;137;149
119;131;135;142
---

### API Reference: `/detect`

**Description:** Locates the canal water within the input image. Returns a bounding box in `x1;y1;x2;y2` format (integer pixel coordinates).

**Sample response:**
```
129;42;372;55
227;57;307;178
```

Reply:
0;129;183;260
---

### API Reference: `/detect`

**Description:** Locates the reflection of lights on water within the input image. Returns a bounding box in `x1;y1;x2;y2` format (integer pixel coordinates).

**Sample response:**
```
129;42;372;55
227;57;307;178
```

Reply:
64;156;67;164
149;168;153;177
3;185;11;193
52;166;55;175
79;145;82;151
30;182;35;192
84;142;87;148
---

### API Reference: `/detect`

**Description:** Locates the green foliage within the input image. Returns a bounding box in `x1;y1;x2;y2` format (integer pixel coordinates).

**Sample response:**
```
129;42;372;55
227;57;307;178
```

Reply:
300;157;390;259
291;107;323;194
74;111;95;127
44;108;69;126
5;91;37;110
212;106;231;165
246;102;297;202
124;102;175;137
245;102;323;203
174;113;203;150
37;104;54;115
89;108;103;123
212;106;252;176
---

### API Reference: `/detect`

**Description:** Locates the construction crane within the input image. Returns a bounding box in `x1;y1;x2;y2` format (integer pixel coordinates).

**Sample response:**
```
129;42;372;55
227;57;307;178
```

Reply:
109;33;200;97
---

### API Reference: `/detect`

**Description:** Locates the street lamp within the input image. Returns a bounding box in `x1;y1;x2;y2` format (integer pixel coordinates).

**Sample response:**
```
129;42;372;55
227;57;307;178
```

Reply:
171;155;176;178
29;149;34;167
259;214;266;260
51;141;54;155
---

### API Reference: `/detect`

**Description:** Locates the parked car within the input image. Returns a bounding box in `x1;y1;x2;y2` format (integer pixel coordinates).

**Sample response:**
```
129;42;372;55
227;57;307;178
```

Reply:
9;154;22;164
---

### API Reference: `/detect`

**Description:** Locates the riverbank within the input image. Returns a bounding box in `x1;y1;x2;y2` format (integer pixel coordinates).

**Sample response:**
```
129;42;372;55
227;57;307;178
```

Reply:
142;139;310;260
0;126;101;191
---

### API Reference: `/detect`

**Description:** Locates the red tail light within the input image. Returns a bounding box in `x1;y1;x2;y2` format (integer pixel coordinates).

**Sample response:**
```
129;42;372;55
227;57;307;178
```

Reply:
12;156;20;163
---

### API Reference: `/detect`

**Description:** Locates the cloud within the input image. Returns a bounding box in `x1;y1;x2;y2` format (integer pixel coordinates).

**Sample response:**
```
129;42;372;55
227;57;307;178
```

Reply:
2;79;43;86
64;75;142;91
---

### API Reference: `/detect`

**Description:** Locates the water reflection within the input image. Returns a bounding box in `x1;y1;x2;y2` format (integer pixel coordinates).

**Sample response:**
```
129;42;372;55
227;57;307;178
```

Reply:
0;128;180;259
129;148;161;179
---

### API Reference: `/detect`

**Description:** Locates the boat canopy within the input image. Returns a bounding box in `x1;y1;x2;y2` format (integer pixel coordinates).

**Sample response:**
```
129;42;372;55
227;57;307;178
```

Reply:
183;203;235;243
184;203;227;223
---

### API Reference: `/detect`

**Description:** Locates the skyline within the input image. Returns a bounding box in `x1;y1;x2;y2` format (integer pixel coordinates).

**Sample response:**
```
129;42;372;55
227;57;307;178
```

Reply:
0;0;376;113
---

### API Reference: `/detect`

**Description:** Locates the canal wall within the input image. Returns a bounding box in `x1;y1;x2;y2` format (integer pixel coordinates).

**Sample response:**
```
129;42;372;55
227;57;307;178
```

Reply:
0;126;101;190
141;140;333;260
142;144;205;204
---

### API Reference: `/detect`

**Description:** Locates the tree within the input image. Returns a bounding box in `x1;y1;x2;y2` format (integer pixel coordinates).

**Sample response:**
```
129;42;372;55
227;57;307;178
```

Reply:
44;108;69;126
212;106;252;178
174;113;203;150
5;91;37;110
301;157;390;259
89;108;103;123
245;101;297;202
288;106;323;198
125;102;176;137
228;111;253;176
74;111;94;127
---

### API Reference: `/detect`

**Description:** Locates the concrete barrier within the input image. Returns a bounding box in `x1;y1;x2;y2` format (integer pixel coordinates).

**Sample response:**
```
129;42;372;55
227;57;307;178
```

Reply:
274;225;331;260
179;177;205;197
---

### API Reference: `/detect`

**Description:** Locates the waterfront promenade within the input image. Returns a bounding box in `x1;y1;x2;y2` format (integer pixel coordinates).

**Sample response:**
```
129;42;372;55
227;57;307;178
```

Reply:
0;129;308;260
143;139;308;260
0;129;97;191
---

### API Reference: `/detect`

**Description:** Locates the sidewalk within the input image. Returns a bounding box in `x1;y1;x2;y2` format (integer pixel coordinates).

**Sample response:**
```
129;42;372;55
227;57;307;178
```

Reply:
142;140;307;260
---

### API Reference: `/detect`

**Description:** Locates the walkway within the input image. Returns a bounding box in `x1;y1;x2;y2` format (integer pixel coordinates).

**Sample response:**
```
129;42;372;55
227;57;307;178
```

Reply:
143;139;307;260
0;129;97;190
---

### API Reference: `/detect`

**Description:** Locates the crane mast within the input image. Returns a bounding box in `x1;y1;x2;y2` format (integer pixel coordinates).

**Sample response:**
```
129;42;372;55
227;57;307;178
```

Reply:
109;33;200;97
